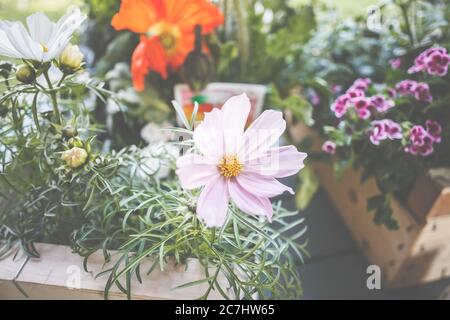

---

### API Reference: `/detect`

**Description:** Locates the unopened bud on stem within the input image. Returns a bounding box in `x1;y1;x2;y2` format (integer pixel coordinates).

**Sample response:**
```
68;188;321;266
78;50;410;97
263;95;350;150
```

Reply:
16;65;36;84
61;147;88;169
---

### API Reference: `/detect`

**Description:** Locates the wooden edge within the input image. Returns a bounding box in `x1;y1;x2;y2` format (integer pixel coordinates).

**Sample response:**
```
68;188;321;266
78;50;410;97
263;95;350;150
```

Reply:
427;187;450;220
405;175;442;222
0;243;227;300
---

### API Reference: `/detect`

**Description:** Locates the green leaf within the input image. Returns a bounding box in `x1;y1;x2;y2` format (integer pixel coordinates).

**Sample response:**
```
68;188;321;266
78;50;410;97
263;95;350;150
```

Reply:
296;166;319;210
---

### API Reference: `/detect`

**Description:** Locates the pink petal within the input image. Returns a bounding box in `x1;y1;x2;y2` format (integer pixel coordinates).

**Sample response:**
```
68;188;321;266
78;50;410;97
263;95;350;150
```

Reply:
220;93;251;155
236;172;293;198
176;154;218;190
197;176;230;227
193;108;224;162
245;145;307;178
239;110;286;161
228;180;273;221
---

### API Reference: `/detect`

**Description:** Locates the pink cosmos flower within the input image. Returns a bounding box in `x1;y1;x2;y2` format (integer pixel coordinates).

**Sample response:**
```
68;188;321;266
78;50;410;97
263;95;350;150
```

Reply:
176;94;307;227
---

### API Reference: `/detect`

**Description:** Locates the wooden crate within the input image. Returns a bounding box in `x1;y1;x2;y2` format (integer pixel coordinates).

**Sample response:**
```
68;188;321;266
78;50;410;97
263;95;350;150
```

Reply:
313;161;450;288
287;118;450;288
0;243;227;300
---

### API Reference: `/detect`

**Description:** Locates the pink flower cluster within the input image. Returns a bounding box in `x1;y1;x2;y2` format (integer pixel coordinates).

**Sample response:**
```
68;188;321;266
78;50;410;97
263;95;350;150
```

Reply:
395;80;433;102
369;119;402;145
331;78;395;119
408;47;450;77
404;120;442;156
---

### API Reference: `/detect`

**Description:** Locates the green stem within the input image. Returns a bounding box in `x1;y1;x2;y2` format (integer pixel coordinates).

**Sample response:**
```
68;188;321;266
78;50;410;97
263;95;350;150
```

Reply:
233;0;249;80
400;3;415;46
43;70;61;125
57;73;67;87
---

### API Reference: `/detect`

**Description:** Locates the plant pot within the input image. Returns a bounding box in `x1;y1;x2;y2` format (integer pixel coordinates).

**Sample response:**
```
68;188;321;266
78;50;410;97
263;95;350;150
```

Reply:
288;120;450;288
174;82;267;125
0;243;228;300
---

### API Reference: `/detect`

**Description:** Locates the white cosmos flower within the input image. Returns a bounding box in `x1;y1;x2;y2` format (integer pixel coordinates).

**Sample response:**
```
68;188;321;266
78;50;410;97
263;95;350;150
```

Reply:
0;7;86;62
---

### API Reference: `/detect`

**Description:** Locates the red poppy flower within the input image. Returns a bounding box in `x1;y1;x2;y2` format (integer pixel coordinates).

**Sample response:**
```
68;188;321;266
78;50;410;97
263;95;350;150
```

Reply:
112;0;224;91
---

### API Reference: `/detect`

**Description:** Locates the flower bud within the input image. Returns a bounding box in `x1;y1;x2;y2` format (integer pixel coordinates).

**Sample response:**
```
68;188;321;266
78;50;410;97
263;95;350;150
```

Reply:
16;65;36;84
61;147;88;169
62;125;78;138
59;44;84;72
182;25;212;93
0;103;8;118
68;137;84;148
0;61;13;79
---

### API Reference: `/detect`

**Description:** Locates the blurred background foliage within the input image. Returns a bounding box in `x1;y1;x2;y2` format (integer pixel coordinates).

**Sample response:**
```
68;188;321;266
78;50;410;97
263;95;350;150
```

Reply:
0;0;377;20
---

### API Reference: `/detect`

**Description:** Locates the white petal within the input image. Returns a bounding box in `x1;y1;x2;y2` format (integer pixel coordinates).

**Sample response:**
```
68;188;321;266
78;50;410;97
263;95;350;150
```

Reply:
0;29;22;58
45;8;86;60
0;21;42;60
26;12;55;44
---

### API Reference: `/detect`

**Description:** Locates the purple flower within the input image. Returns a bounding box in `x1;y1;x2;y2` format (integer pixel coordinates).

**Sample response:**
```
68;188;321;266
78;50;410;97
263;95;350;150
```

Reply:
386;88;397;98
322;141;336;155
353;97;372;119
346;88;365;99
331;94;351;118
311;93;321;106
395;80;418;95
385;120;402;140
410;125;428;146
350;78;372;91
370;95;395;113
331;84;342;94
426;120;442;143
414;83;433;102
408;47;450;77
404;124;437;157
369;120;388;145
390;58;402;70
369;119;402;145
395;80;433;102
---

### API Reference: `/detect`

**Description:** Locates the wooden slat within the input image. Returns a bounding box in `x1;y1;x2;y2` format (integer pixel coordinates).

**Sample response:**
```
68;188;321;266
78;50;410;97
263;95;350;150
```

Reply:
406;168;450;222
0;243;227;300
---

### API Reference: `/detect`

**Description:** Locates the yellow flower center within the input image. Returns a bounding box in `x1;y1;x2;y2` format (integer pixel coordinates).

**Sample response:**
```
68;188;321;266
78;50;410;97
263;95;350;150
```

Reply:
40;43;49;53
218;155;243;178
147;22;181;55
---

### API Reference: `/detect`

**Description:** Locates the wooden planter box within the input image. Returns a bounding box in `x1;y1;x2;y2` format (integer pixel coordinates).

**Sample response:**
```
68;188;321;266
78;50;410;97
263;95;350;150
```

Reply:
0;243;226;300
288;119;450;288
